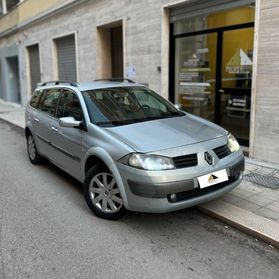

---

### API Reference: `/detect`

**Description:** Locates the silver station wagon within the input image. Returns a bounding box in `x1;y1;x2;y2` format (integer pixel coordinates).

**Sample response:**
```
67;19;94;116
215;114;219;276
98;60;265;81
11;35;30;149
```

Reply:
25;79;244;220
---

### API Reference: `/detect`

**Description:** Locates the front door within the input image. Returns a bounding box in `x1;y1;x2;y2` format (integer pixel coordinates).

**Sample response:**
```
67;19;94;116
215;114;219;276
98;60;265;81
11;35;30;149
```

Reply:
219;27;254;145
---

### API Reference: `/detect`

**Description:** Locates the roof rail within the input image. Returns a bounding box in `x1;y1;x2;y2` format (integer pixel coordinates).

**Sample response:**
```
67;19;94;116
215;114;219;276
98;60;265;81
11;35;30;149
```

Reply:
94;78;135;83
41;81;78;87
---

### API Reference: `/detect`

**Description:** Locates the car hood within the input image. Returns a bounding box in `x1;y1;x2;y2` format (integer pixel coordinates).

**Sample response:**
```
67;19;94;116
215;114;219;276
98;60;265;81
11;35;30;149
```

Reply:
104;114;227;153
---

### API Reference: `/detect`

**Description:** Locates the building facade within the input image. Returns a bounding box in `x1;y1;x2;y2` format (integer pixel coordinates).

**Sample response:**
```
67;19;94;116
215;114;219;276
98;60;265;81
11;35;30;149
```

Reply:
0;0;278;164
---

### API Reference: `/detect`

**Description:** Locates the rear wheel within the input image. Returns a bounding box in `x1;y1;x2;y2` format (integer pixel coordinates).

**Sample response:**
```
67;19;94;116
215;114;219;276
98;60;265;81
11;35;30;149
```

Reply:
27;134;42;164
83;165;127;220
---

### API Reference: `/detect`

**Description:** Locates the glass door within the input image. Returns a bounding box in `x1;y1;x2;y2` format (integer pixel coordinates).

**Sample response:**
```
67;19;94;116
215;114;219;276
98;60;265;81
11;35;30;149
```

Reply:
219;27;254;144
173;26;254;145
175;33;217;122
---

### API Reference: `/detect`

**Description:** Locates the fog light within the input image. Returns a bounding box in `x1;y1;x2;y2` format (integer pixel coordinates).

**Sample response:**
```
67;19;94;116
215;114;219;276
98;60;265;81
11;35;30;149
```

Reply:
169;193;177;202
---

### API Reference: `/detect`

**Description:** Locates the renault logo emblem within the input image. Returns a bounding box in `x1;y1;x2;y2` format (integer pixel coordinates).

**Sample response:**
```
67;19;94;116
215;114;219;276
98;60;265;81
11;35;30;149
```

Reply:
205;152;213;165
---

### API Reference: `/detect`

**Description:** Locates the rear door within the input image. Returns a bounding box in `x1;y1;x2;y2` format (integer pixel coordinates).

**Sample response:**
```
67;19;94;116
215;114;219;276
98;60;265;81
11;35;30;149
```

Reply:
27;88;44;132
35;88;61;159
50;89;84;180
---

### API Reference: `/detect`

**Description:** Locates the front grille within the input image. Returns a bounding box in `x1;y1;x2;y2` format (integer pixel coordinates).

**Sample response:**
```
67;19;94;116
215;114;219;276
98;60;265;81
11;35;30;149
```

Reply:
213;144;231;159
168;175;239;203
172;153;198;169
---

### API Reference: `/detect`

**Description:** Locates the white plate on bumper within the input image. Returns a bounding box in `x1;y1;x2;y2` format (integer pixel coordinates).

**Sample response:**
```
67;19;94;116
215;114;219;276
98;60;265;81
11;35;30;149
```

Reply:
198;169;228;189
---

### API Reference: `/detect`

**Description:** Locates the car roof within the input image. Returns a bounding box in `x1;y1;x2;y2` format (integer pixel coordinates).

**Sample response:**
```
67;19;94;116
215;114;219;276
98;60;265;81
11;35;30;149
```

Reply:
36;80;146;92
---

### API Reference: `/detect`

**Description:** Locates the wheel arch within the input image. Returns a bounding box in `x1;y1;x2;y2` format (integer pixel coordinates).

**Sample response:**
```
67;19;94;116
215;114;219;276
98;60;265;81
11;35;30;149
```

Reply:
84;148;128;206
25;125;42;156
84;154;107;175
84;148;115;174
25;126;32;139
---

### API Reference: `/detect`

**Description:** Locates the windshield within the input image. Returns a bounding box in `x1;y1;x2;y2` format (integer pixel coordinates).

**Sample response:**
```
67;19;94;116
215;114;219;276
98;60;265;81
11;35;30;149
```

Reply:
82;87;184;126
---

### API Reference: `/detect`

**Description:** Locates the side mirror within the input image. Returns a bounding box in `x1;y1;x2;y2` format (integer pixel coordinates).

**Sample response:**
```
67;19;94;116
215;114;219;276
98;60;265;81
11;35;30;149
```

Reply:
59;117;81;128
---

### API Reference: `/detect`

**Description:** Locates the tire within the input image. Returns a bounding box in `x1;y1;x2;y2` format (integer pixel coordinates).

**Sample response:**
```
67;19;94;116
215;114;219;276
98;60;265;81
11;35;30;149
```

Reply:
27;133;43;165
83;165;127;220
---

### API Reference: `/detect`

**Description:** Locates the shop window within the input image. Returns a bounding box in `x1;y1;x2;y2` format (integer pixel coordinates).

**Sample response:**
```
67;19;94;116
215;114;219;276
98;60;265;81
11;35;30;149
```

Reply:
174;6;255;35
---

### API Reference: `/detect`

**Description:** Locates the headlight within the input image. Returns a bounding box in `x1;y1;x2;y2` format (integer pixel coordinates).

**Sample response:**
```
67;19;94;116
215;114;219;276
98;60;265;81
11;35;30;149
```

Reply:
119;153;175;170
227;133;240;153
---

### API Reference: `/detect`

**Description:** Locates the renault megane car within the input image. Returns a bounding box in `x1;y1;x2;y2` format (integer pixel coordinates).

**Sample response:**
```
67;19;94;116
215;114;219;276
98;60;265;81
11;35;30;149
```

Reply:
25;79;244;220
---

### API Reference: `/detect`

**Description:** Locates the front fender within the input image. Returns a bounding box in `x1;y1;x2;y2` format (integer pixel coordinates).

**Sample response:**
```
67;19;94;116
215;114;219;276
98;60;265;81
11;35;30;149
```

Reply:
84;147;129;208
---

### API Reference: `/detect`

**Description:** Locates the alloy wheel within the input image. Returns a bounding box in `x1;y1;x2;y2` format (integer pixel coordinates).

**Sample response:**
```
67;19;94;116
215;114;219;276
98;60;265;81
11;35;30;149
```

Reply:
88;172;123;213
27;135;36;160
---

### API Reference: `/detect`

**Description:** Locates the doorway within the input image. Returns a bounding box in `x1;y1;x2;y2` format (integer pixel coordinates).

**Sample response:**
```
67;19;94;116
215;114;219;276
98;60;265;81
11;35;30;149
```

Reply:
6;56;21;103
27;44;41;93
96;22;123;79
111;26;123;78
170;6;255;146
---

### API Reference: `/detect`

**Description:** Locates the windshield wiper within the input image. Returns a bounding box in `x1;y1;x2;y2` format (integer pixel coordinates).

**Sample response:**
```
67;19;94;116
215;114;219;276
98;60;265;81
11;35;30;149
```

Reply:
170;111;185;116
96;119;135;126
138;113;183;121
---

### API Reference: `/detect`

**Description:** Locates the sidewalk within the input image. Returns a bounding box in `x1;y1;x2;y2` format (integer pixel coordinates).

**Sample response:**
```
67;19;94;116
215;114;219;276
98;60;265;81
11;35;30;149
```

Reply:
0;100;25;128
0;101;278;248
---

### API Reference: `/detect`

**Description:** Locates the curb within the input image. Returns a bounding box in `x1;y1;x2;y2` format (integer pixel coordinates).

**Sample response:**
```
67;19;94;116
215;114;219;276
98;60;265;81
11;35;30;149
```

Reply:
198;201;279;249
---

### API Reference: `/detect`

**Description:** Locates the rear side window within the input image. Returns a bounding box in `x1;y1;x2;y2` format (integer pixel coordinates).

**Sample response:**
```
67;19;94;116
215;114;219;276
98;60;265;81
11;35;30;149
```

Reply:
39;89;60;117
29;90;43;108
57;90;82;121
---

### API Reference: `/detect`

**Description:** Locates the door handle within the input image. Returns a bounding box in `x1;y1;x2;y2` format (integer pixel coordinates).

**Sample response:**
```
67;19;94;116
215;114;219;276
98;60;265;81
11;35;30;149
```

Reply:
34;118;40;122
51;127;58;132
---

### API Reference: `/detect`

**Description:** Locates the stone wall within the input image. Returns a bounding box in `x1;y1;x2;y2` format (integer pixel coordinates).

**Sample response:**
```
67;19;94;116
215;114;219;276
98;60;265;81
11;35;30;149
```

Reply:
17;0;176;102
250;0;279;163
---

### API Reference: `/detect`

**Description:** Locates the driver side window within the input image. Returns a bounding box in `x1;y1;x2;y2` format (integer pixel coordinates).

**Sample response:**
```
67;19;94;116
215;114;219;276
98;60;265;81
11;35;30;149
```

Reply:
57;90;82;121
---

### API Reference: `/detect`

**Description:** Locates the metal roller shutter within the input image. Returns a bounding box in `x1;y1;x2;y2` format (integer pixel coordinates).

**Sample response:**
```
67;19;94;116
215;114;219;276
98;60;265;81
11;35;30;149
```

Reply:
56;35;77;81
170;0;255;22
28;44;40;92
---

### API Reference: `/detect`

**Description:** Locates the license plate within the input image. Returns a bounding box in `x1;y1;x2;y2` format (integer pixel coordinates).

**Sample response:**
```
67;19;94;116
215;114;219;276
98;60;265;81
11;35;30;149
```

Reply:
198;169;228;189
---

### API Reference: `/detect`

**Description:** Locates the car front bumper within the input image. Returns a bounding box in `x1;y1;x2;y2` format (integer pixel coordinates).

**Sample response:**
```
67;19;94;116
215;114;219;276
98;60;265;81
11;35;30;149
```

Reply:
114;149;244;213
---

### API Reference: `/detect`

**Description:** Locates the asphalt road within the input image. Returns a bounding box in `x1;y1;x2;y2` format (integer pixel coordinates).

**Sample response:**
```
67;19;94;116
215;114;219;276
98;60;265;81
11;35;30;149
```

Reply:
0;120;278;279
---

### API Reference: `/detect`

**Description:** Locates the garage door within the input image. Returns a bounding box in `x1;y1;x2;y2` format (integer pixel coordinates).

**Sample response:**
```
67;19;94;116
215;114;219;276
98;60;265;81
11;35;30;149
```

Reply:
55;34;77;81
28;44;41;93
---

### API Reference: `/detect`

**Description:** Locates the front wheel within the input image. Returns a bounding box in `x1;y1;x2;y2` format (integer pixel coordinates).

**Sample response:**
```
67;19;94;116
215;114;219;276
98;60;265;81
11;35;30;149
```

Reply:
27;134;43;164
83;165;127;220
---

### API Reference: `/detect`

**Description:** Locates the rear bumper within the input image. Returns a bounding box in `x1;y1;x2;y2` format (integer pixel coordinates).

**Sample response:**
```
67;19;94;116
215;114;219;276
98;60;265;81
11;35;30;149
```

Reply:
115;150;244;213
